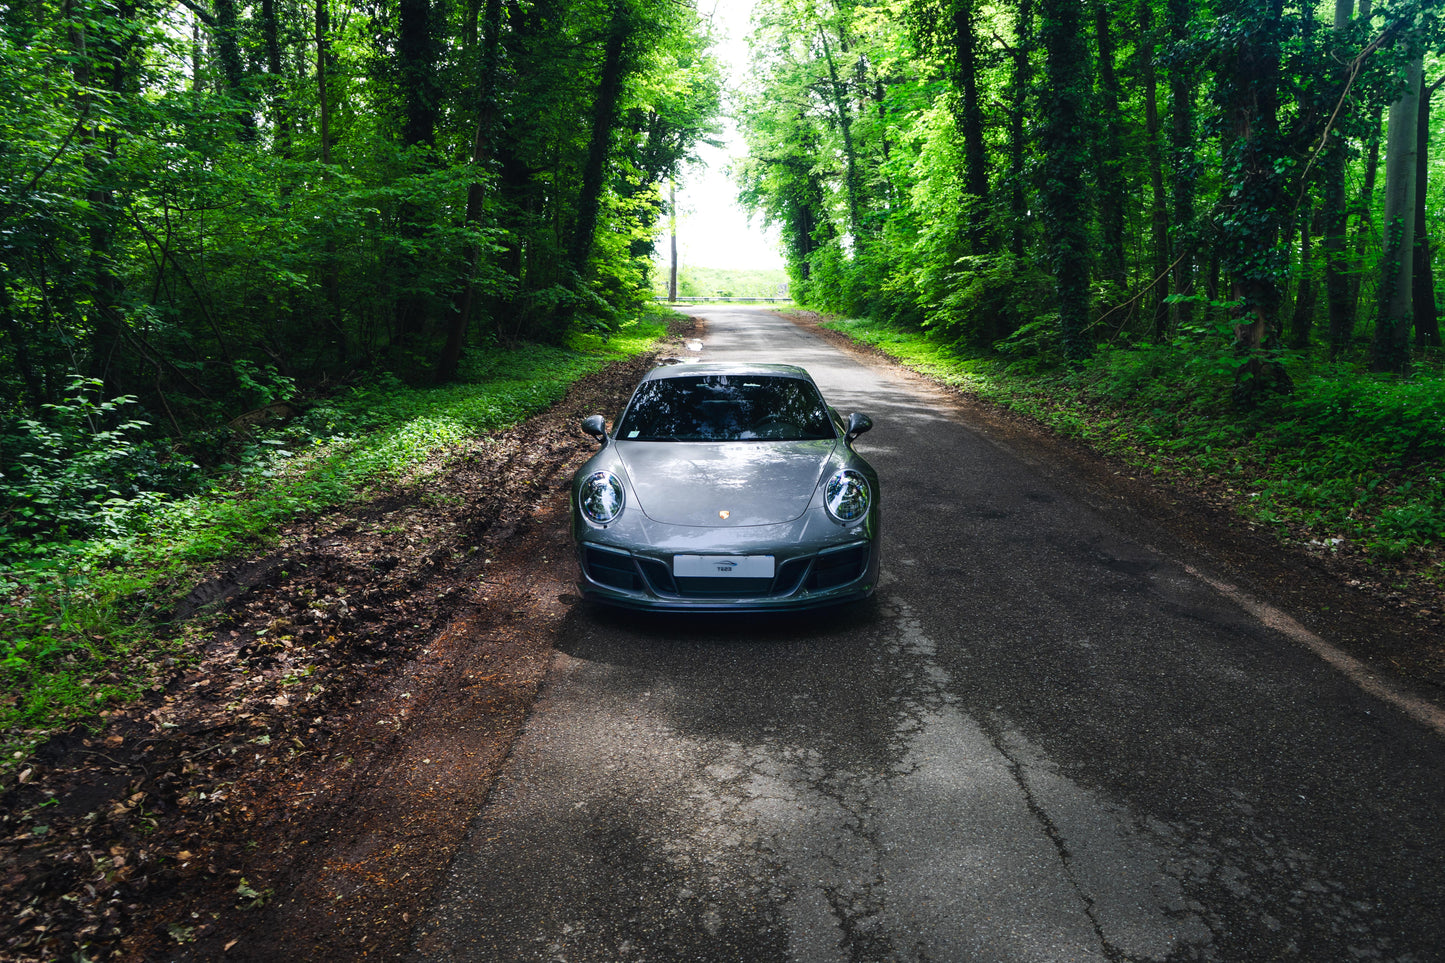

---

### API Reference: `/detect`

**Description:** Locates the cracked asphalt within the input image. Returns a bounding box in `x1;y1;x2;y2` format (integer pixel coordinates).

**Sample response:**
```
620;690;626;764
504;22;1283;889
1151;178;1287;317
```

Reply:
409;308;1445;962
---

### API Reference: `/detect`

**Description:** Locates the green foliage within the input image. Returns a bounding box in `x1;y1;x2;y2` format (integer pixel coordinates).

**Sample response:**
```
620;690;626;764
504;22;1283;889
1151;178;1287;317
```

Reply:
926;254;1055;352
0;379;198;556
0;0;720;443
735;0;1445;382
825;315;1445;567
0;319;666;760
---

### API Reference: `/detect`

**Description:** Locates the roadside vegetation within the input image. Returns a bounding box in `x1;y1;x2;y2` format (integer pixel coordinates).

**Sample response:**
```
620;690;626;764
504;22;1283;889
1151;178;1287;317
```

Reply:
735;1;1444;605
3;0;721;771
0;318;668;770
825;314;1445;585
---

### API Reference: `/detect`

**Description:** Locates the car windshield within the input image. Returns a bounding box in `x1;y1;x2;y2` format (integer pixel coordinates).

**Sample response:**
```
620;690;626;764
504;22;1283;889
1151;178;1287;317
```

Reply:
615;374;836;442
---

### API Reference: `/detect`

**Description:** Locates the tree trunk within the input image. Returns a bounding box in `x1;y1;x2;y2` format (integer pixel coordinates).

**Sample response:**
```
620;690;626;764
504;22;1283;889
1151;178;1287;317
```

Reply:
396;0;440;345
1138;0;1169;339
1371;55;1421;374
952;0;988;206
1220;0;1292;406
668;179;679;302
1323;0;1354;355
1166;0;1195;333
316;0;332;166
1039;0;1091;361
69;0;136;395
1092;0;1126;297
399;0;439;148
1288;204;1316;349
259;0;291;152
1006;0;1033;258
316;0;344;364
437;0;504;382
1411;75;1443;348
568;6;632;273
213;0;255;140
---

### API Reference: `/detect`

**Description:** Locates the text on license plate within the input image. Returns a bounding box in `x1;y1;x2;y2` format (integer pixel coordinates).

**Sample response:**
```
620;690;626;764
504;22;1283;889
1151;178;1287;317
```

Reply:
673;555;775;578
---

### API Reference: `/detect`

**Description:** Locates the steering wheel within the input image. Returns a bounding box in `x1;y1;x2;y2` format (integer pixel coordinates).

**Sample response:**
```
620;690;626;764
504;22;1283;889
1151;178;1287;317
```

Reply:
752;414;802;439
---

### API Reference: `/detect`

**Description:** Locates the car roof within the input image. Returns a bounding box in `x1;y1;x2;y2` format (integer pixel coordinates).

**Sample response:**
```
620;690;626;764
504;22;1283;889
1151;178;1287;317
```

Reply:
639;362;815;382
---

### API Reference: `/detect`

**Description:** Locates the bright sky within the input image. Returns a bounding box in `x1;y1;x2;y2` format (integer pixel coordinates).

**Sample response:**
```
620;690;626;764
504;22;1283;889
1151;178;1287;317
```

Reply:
668;0;786;271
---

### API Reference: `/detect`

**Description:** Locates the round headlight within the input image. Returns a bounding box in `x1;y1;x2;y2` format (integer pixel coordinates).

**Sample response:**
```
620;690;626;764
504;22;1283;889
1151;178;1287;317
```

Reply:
824;469;870;523
579;470;625;524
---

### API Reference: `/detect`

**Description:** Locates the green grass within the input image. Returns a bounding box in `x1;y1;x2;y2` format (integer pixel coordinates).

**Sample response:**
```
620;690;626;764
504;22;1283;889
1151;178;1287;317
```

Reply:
653;265;791;300
823;316;1445;571
0;317;667;765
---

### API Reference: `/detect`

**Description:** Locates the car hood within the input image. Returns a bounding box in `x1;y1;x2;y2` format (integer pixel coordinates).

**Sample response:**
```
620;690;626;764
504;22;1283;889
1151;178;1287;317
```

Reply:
615;440;839;527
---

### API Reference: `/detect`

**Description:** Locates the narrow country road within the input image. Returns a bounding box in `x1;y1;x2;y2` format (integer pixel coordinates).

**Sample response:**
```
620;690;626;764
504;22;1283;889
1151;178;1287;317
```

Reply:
409;307;1444;962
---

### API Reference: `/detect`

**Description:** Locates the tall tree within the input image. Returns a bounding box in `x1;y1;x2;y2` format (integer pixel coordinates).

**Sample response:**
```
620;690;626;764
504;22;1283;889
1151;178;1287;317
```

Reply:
1214;0;1292;404
1138;0;1170;336
1038;0;1092;360
569;3;636;273
1165;0;1198;334
1091;0;1126;297
438;0;504;382
816;15;864;240
1371;53;1422;373
909;0;988;238
1322;0;1358;355
1410;74;1443;349
1004;0;1034;258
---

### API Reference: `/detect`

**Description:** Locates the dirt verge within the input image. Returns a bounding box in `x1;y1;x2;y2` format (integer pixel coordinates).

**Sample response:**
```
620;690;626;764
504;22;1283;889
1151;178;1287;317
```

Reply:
0;322;697;962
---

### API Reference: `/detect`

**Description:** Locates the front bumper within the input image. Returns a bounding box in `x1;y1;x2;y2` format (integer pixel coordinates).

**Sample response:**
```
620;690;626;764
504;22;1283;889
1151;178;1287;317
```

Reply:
573;512;880;612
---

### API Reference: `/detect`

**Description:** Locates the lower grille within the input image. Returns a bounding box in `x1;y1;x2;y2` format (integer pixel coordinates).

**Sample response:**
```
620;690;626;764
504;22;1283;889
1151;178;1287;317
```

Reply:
807;544;870;590
586;543;871;600
582;546;639;590
673;577;774;597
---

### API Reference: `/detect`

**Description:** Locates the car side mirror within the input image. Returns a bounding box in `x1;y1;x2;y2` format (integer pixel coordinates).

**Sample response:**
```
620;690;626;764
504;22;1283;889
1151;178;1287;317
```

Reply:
581;414;608;445
845;412;872;442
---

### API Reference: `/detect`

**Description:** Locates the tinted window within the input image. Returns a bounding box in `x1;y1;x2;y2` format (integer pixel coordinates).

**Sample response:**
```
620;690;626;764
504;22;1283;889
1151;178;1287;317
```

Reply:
616;375;835;442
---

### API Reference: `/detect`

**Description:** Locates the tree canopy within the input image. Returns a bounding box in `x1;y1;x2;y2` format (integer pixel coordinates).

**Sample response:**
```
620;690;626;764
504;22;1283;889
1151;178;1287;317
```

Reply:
0;0;723;410
734;0;1445;392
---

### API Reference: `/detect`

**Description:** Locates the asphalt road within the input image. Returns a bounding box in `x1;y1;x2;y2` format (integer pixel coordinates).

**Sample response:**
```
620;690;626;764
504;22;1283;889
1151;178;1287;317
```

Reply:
410;308;1444;962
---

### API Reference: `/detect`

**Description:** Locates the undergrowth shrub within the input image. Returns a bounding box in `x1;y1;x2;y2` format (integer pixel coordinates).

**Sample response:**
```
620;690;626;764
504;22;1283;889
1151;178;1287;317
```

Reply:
929;254;1054;354
0;378;198;558
822;314;1445;566
2;316;668;757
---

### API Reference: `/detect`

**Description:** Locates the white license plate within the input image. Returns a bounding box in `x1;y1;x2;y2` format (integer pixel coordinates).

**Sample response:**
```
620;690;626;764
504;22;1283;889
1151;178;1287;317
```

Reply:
673;555;775;578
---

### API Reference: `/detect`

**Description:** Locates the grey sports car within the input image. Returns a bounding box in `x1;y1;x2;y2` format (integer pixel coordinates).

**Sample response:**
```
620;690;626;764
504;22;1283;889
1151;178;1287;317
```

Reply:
571;362;880;611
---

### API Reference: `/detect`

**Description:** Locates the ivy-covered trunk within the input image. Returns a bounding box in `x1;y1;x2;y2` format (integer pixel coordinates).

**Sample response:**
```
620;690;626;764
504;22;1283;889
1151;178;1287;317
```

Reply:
1410;75;1443;349
1216;0;1292;406
1092;0;1126;299
1166;0;1197;335
1005;0;1033;258
438;0;504;382
952;0;988;211
1138;0;1170;338
569;5;633;274
1038;0;1091;361
1323;0;1356;356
